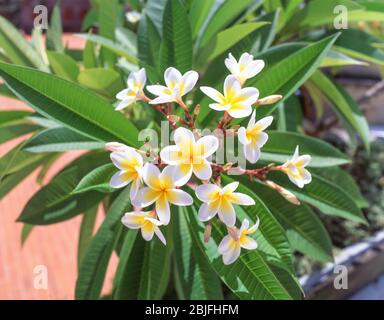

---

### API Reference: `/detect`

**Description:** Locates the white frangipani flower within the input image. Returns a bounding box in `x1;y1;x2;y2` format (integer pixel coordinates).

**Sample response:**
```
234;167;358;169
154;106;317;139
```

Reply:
121;211;166;245
146;67;198;104
238;110;273;163
110;148;144;200
105;142;130;153
282;146;312;188
160;127;219;186
195;181;255;227
115;68;147;110
225;52;265;85
126;11;141;24
218;218;259;265
200;75;259;119
134;164;193;225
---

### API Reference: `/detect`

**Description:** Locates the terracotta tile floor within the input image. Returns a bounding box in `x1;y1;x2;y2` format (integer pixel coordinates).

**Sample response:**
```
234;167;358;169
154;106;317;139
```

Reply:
0;34;117;300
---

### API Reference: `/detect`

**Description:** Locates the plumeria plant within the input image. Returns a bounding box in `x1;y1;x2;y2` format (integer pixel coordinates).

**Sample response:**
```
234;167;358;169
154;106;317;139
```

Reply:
0;0;380;300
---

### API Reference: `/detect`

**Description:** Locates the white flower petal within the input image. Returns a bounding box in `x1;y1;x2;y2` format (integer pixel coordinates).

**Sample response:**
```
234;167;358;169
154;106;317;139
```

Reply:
130;178;141;200
222;246;241;265
255;116;273;131
156;194;171;225
227;103;252;118
195;184;221;202
302;169;312;184
174;127;195;145
135;187;160;207
121;211;146;229
110;171;132;188
232;192;255;206
240;87;259;105
160;145;181;165
296;155;311;167
173;164;193;186
193;159;213;180
239;218;250;233
135;68;146;87
181;71;199;95
166;189;193;206
200;86;224;103
247;110;256;128
292;146;300;161
243;60;265;78
238;127;250;145
224;53;238;75
218;198;236;227
224;75;241;97
149;95;174;104
198;201;219;222
195;135;219;158
240;236;258;250
146;84;168;96
143;163;161;190
247;217;260;234
141;224;155;241
218;235;234;254
164;67;182;88
209;103;231;111
116;89;129;100
222;181;239;194
254;132;269;148
239;52;253;66
244;144;260;164
154;226;167;245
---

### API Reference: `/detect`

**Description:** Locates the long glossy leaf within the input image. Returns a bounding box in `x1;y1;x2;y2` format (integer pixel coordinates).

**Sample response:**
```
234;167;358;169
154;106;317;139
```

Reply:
17;153;108;225
47;51;79;82
268;171;367;224
73;163;115;194
0;62;140;147
0;16;47;70
160;0;193;73
310;70;370;150
78;205;98;271
312;167;368;208
248;34;340;117
174;209;223;300
260;131;350;167
248;181;333;262
23;127;104;153
184;206;302;299
46;1;64;52
75;188;130;300
189;0;215;40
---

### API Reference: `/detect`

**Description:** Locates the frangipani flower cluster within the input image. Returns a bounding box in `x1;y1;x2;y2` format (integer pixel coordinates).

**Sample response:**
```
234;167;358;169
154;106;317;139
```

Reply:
107;52;313;265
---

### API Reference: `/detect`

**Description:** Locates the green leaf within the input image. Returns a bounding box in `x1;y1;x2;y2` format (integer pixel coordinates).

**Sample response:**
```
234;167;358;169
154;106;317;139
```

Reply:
310;70;370;151
73;163;116;194
23;127;104;153
76;188;130;300
320;50;368;67
46;1;64;52
83;40;97;69
261;131;350;167
189;0;215;40
312;167;368;209
200;22;268;63
145;0;168;36
0;159;44;200
0;113;40;144
0;16;47;71
21;223;34;247
0;62;140;147
78;205;98;271
79;34;138;64
77;68;123;98
333;29;384;66
17;153;108;225
173;209;223;300
184;206;302;299
199;0;254;47
268;171;367;224
249;181;333;262
137;14;161;71
286;0;362;31
47;51;79;82
249;34;340;117
0;110;31;126
159;0;193;73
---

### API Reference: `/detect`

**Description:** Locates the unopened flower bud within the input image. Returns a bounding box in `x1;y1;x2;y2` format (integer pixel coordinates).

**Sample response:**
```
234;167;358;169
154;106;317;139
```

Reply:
256;95;283;105
167;115;180;123
193;104;201;117
204;222;212;243
105;142;129;152
266;180;300;205
223;162;233;171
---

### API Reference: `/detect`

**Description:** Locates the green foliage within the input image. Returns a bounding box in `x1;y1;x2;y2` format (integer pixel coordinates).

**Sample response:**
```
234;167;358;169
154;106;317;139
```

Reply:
0;0;377;301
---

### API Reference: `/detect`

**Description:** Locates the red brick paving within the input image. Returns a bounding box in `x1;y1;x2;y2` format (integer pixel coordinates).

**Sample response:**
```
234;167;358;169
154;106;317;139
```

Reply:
0;35;117;300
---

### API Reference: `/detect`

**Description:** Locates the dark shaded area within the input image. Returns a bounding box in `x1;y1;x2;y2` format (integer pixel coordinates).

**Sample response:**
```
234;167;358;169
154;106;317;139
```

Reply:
0;0;90;32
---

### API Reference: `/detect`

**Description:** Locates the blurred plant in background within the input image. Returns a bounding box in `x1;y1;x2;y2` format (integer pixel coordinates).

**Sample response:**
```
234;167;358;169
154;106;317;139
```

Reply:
0;0;383;300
